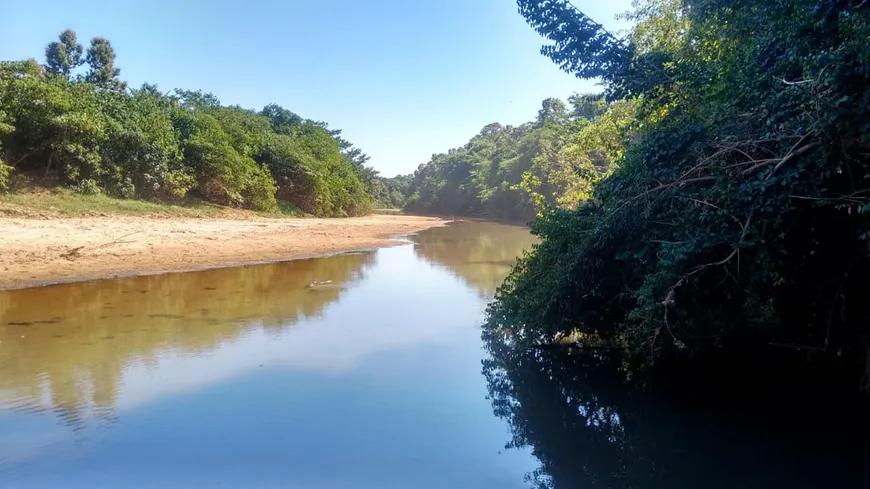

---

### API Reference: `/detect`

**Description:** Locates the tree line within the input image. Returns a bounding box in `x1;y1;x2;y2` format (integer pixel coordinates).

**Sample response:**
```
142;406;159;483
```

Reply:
482;0;870;388
402;94;633;221
0;29;400;216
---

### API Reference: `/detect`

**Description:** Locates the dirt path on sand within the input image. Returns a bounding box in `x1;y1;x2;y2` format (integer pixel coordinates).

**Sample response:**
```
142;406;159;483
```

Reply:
0;215;445;290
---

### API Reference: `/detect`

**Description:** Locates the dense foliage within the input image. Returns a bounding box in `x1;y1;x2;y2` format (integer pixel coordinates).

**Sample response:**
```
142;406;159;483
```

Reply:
486;0;870;384
369;174;412;209
0;31;379;216
403;94;629;220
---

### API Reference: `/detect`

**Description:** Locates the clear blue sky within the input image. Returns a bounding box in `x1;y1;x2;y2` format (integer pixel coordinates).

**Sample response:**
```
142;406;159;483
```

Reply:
0;0;632;177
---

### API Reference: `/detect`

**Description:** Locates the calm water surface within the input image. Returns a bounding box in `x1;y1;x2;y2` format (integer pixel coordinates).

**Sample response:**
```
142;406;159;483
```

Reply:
2;221;865;488
0;221;539;488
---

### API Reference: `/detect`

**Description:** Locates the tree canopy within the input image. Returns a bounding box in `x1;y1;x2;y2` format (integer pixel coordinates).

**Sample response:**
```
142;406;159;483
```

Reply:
44;29;83;79
0;30;381;216
403;94;627;220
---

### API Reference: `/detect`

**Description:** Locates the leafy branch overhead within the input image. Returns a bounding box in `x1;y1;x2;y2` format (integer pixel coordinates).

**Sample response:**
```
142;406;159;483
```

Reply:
517;0;632;83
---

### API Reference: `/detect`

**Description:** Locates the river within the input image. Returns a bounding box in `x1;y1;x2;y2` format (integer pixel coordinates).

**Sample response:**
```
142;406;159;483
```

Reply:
1;221;866;488
0;221;540;488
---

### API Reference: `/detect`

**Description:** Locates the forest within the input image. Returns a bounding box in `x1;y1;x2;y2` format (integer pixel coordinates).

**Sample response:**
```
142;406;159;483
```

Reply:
481;0;870;391
0;30;402;216
402;93;630;220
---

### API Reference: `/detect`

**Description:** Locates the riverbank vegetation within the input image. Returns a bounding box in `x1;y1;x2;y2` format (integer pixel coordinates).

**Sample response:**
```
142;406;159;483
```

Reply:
369;174;412;210
0;30;405;217
403;94;631;220
479;1;870;484
482;0;870;390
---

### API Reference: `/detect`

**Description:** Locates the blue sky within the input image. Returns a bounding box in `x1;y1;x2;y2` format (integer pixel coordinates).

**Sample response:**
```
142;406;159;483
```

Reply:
0;0;632;177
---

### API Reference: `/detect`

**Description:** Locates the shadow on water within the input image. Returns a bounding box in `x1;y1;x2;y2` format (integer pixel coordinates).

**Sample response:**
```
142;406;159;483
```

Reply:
0;252;375;429
411;220;538;298
483;332;870;489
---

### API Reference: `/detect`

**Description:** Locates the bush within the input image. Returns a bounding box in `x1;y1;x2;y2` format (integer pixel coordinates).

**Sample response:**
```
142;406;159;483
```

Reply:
0;160;11;192
73;178;101;195
115;176;136;199
242;166;278;212
157;170;195;201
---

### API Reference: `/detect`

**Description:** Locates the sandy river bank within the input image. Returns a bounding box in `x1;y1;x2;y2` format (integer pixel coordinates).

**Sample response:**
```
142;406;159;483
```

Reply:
0;214;445;290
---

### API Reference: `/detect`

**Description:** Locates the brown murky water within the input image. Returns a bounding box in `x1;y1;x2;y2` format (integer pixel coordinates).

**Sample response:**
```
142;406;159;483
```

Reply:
0;221;538;488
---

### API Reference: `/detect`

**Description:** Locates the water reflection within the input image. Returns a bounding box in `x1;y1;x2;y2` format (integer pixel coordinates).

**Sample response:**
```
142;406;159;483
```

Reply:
0;222;542;488
483;337;869;489
411;220;538;297
0;253;374;428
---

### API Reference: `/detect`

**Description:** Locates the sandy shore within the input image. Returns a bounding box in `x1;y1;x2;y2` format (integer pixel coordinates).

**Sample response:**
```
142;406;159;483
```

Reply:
0;215;445;290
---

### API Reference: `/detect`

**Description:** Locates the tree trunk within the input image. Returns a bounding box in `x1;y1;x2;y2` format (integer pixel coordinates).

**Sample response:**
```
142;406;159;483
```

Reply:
44;152;54;178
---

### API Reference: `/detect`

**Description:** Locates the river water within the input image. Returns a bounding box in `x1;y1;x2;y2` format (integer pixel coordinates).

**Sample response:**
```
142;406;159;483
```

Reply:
1;221;866;489
0;221;540;488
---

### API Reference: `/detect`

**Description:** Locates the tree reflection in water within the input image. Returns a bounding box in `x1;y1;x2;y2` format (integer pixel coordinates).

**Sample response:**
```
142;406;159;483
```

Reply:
483;332;869;489
0;252;375;429
411;220;538;298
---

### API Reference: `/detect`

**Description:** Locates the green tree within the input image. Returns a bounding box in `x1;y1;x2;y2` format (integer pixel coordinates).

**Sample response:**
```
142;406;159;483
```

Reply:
536;97;568;127
1;61;105;182
98;87;181;198
175;89;222;109
45;29;84;79
567;93;605;121
85;37;123;89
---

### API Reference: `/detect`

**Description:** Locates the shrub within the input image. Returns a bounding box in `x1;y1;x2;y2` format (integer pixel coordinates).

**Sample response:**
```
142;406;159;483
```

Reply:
73;178;101;195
